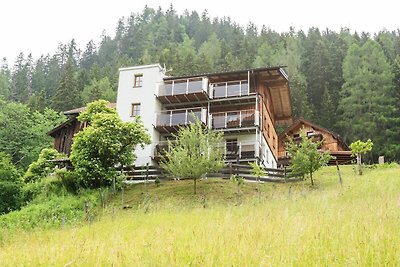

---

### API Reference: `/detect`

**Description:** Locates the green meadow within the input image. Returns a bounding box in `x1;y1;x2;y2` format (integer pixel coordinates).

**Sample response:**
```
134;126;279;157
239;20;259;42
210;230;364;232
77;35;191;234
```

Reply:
1;165;399;266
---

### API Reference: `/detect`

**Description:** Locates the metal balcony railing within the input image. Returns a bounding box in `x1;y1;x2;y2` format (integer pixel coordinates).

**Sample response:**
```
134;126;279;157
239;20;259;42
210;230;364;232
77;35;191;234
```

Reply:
154;140;260;161
211;80;250;98
211;109;257;129
156;108;205;127
158;78;206;97
223;141;261;160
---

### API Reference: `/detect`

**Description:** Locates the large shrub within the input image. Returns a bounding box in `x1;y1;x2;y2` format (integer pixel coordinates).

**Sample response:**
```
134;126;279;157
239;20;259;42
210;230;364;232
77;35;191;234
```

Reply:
70;100;150;188
23;148;66;183
0;153;22;214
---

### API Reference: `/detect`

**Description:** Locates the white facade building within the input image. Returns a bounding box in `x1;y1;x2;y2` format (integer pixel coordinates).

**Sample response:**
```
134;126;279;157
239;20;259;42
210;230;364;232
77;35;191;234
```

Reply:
116;64;293;168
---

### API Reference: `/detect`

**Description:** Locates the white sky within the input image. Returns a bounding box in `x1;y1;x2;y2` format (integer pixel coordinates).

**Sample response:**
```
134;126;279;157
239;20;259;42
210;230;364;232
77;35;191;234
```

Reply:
1;0;399;63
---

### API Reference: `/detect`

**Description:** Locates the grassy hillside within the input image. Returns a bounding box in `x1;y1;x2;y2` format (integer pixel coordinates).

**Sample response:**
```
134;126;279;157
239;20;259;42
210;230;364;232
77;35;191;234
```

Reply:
1;165;399;266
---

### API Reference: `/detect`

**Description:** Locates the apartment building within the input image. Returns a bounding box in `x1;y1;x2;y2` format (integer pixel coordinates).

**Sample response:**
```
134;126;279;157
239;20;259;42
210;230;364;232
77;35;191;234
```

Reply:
116;64;293;168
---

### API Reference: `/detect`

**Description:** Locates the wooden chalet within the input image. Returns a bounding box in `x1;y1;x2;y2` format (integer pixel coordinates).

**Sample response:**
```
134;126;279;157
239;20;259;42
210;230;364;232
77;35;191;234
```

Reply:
277;118;353;166
48;103;116;155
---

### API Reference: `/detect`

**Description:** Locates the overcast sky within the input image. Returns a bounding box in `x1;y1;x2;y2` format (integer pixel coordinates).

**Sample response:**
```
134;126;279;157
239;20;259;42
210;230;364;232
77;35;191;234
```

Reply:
1;0;399;63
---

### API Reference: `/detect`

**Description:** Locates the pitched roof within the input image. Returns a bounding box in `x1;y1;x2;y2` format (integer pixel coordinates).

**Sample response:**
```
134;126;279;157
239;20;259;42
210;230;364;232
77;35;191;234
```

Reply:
279;118;349;150
47;116;77;137
63;102;116;115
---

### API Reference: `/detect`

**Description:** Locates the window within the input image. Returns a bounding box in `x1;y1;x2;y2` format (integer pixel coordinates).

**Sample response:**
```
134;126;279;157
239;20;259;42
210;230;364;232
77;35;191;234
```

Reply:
273;136;276;149
226;139;238;153
131;103;140;117
134;74;143;87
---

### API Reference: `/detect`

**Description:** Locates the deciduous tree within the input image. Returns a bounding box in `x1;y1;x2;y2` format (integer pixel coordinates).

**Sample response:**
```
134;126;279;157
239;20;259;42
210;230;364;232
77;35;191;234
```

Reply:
349;139;373;175
286;130;331;186
160;117;225;194
70;100;150;188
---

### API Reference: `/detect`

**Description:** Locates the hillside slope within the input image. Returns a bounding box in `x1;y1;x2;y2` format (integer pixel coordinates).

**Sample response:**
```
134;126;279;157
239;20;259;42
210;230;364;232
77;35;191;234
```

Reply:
1;165;399;266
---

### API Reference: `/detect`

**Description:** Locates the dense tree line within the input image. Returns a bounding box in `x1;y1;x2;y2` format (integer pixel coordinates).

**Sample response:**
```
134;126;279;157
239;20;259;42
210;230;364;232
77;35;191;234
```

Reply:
0;5;399;161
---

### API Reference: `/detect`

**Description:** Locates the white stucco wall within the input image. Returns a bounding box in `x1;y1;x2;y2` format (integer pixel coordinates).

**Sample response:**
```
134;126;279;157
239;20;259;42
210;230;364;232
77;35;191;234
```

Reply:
116;64;165;166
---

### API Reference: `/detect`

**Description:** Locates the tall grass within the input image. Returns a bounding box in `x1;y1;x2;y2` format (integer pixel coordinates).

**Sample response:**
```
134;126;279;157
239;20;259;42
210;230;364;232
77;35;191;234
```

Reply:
0;165;399;266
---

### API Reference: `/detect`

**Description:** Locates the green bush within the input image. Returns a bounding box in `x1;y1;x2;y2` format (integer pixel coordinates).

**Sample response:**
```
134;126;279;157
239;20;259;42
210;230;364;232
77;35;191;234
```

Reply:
70;100;150;188
0;153;22;214
23;148;66;183
0;182;22;214
56;169;81;194
21;176;67;204
0;190;99;230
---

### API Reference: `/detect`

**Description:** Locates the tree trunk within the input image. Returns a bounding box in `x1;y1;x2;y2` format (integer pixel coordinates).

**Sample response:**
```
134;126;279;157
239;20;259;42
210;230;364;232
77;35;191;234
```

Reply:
310;172;314;186
194;178;197;195
358;154;363;175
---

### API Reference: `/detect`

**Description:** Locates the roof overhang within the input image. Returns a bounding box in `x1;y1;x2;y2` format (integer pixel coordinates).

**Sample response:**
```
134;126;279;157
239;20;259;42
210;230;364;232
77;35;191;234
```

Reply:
47;117;77;137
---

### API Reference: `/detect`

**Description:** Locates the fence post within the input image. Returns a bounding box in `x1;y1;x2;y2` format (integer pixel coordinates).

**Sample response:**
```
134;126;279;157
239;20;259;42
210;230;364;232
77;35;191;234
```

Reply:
145;163;149;193
336;160;343;187
121;187;124;206
229;162;233;178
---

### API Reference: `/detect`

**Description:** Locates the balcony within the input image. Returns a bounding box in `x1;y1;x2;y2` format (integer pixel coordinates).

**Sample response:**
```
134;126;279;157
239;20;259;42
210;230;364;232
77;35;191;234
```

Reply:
155;108;207;133
211;80;252;99
153;140;260;162
153;141;171;161
157;77;209;104
211;110;259;131
224;141;260;161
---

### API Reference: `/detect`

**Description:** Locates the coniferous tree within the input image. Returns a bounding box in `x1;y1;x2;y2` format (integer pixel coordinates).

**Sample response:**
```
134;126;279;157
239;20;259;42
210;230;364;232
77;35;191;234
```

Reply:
10;53;32;103
0;58;11;100
81;77;116;104
51;40;81;111
338;40;395;161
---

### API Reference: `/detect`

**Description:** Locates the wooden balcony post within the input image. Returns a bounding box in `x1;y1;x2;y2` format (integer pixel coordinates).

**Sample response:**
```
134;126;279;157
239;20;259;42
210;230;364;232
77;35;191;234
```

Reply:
225;82;228;98
185;109;188;125
247;70;250;95
239;110;242;127
169;110;172;127
186;79;189;94
171;80;175;96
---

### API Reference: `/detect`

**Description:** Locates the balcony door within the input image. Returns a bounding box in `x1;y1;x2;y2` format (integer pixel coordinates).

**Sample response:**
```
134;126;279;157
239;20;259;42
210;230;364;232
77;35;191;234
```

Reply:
226;139;238;160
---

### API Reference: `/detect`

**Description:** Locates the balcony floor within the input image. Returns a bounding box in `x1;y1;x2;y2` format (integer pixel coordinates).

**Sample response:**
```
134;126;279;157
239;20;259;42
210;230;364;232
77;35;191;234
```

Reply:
157;91;209;104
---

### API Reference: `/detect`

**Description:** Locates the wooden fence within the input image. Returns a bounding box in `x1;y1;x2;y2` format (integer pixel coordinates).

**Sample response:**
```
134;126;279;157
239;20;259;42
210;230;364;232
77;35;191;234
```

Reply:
122;163;300;183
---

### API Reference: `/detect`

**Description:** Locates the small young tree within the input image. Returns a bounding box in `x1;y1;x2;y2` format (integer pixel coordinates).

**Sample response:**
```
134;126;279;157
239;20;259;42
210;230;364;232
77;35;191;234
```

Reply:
70;100;151;188
249;161;265;201
160;117;225;194
349;139;373;175
231;174;244;204
286;130;331;186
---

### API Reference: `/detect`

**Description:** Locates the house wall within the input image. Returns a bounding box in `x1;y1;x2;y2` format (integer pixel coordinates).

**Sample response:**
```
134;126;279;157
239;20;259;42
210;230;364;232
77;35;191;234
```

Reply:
116;64;165;166
53;118;83;155
278;123;347;158
254;79;278;160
